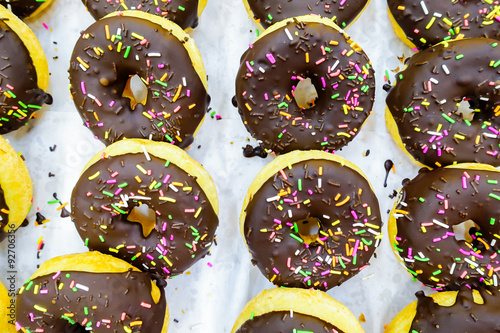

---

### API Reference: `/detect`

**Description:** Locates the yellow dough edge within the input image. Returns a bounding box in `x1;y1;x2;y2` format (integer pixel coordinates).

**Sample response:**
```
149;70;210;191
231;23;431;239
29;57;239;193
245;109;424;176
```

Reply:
388;163;500;270
242;0;370;32
0;281;16;333
23;0;56;22
29;251;169;332
240;150;375;239
386;6;417;50
0;5;49;90
80;138;219;215
0;136;32;237
385;289;484;332
104;10;207;91
231;288;364;333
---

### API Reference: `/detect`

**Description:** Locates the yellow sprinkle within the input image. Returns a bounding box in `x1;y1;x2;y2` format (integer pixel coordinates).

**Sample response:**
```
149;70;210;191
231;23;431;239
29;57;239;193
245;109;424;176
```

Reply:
172;181;184;187
134;176;142;183
329;40;339;45
34;305;47;313
120;2;128;9
130;321;143;327
346;49;354;57
270;274;277;282
336;195;350;206
425;17;436;29
105;25;110;40
319;166;323;176
76;56;89;69
142;112;153;120
117;42;122;53
188;104;196;109
194;207;202;218
159;197;176;203
397;5;405;10
173;84;182;102
279;111;291;118
305;52;309;63
160;73;168;82
131;32;144;40
136;164;148;174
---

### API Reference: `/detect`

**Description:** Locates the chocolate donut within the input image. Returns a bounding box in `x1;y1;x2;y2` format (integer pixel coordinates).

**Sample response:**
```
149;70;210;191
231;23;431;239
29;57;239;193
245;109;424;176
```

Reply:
71;139;219;280
0;6;51;134
231;288;364;333
386;287;500;332
0;135;32;242
15;252;169;333
243;0;369;30
68;11;209;148
240;150;382;291
0;281;16;333
0;0;54;20
389;164;500;290
388;0;500;50
82;0;206;30
386;38;500;168
234;16;375;155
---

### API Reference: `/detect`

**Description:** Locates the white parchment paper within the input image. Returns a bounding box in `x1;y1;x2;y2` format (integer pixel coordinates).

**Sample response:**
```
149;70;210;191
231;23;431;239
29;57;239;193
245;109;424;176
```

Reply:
0;0;432;331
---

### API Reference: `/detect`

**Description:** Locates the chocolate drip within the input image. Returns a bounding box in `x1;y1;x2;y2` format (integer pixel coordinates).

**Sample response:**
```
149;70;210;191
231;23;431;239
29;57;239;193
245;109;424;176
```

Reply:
235;19;375;154
244;159;381;290
388;0;500;50
242;144;268;158
247;0;368;29
236;311;344;332
83;0;200;30
16;270;166;332
70;153;218;279
0;184;8;242
384;159;394;188
410;287;500;332
386;38;500;167
68;15;209;148
0;0;43;19
393;167;500;289
0;20;51;134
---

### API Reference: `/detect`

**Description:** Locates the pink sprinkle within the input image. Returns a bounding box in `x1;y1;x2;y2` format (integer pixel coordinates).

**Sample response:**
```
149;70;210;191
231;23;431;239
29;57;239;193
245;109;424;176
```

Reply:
158;63;165;68
109;100;115;107
436;194;445;200
207;262;213;268
266;53;276;64
146;254;154;260
173;105;181;113
245;61;254;72
432;238;441;243
52;271;61;280
272;267;280;274
114;188;122;196
279;169;288;180
438;210;445;214
308;190;313;195
141;302;152;308
460;271;468;279
315;58;326;65
43;23;49;29
264;93;269;100
274;219;282;224
163;174;171;184
80;82;86;94
162;267;170;274
462;176;468;189
321;77;326;88
184;209;195;213
351;210;358;219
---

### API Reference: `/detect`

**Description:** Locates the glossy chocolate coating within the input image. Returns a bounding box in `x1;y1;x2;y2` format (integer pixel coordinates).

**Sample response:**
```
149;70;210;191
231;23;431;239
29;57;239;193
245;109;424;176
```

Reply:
82;0;201;30
0;0;44;19
388;0;500;50
247;0;368;30
386;38;500;167
244;159;382;290
71;153;218;280
410;287;500;332
0;20;51;134
393;167;500;289
16;270;166;332
235;19;375;154
235;311;344;332
0;185;8;242
68;15;209;148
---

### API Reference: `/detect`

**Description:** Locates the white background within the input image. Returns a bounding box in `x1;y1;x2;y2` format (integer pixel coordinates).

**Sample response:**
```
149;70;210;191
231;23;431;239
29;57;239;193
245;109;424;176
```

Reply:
0;0;429;331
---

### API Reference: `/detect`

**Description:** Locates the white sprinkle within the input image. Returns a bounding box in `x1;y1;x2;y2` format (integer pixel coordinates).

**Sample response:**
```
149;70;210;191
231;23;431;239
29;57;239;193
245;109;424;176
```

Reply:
375;238;381;247
496;85;500;89
147;52;162;57
494;274;498;286
427;131;442;136
318;178;322;188
266;195;280;202
259;67;266;73
483;132;497;139
284;28;293;40
290;309;294;318
438;99;447;104
442;64;450;75
87;93;96;100
141;145;151;161
450;262;456;275
418;252;426;259
294;266;302;274
116;28;122;36
75;283;89;291
128;196;152;200
331;60;340;71
476;267;485;275
429;78;439;84
491;239;497;247
420;1;429;15
433;12;442;17
480;97;490;101
353;223;365;228
169;184;179;192
274;238;281;243
294;249;300;256
464;258;478;267
79;64;88;71
432;219;449;228
135;55;140;61
404;258;415;263
367;228;380;236
323;215;330;220
182;77;187;86
288;209;293;218
399;201;408;207
392;213;404;219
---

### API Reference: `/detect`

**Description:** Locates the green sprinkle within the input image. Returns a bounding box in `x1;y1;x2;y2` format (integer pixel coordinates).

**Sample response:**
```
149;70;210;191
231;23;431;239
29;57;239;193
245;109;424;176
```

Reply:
26;280;33;291
492;218;497;226
7;91;16;98
84;307;89;315
278;102;288;108
455;54;464;60
407;268;418;276
385;70;390;81
414;256;430;262
489;193;500;201
464;119;472;126
47;200;60;204
66;273;71;278
324;47;331;52
118;182;128;188
155;80;168;88
354;230;366;235
123;46;131;58
111;204;127;214
102;190;114;197
98;235;105;242
84;238;89;246
290;233;304;243
250;311;255;320
338;256;346;269
418;197;425;202
393;243;403;252
361;238;373;246
18;101;27;108
487;179;498;184
493;42;498;47
320;141;329;146
86;322;93;327
131;255;137;261
298;179;302;191
256;29;259;37
347;75;356;80
178;5;185;11
267;14;273;20
331;93;340;99
165;160;170;167
493;60;500;68
185;243;193;249
61;315;75;325
432;269;442;276
165;135;174;142
399;74;403;80
442;113;455;124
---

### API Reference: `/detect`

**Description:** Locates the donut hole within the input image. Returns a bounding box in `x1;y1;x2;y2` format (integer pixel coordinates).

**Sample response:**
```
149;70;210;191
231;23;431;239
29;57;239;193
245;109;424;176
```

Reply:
127;203;156;237
122;74;148;110
65;321;86;333
456;97;478;122
296;217;321;244
453;219;480;243
292;77;318;110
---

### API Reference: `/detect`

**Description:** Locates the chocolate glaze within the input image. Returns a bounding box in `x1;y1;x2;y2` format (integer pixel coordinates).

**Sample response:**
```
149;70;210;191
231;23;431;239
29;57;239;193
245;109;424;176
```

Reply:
236;311;344;333
68;15;209;148
71;152;218;280
388;0;500;50
235;19;375;154
16;270;166;332
0;19;51;134
0;184;8;242
393;167;500;289
0;0;44;19
82;0;200;30
410;287;500;332
386;38;500;167
247;0;368;30
244;158;382;290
